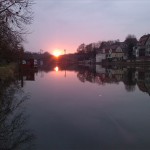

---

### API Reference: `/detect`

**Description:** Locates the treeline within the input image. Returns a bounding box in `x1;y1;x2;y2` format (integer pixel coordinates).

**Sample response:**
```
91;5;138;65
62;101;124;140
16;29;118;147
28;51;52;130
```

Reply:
76;43;99;61
0;0;33;64
24;51;55;64
76;34;138;60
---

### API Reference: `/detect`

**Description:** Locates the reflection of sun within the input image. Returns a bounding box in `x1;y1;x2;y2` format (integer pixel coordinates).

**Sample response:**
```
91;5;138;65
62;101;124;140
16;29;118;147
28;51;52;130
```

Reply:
53;50;62;58
54;66;59;72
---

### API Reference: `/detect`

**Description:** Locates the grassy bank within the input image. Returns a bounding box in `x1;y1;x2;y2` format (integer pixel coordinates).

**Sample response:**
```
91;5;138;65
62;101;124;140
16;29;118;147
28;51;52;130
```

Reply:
0;63;17;80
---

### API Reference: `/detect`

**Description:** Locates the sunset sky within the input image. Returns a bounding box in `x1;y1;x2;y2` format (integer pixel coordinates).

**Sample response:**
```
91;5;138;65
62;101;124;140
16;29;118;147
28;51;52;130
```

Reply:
24;0;150;54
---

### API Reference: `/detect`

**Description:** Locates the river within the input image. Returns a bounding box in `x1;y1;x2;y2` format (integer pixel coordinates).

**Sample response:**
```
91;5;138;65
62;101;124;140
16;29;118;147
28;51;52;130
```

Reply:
1;65;150;150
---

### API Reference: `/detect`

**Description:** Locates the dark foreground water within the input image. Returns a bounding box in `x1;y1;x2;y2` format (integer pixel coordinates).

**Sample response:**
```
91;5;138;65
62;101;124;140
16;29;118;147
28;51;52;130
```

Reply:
1;65;150;150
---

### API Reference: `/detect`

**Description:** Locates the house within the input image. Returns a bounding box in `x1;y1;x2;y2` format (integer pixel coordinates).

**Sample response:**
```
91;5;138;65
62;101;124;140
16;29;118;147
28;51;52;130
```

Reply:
96;42;111;63
109;44;126;61
96;47;111;62
21;58;38;69
133;34;150;59
96;42;127;63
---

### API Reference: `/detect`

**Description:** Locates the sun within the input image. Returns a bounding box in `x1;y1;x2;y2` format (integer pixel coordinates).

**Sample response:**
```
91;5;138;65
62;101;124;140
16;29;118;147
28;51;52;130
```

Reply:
53;49;62;58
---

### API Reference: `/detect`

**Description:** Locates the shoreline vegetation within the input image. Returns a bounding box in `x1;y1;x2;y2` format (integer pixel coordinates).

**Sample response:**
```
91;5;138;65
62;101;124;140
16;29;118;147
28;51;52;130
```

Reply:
0;63;17;80
0;0;33;66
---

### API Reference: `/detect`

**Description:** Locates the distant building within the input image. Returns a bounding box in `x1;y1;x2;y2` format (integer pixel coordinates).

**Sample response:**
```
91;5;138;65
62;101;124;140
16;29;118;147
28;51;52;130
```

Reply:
21;58;38;68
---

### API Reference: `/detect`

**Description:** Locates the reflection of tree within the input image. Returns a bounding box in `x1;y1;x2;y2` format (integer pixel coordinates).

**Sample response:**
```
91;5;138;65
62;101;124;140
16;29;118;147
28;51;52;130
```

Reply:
76;66;150;94
77;71;86;83
77;66;122;85
77;69;96;84
0;79;35;150
136;70;150;95
124;84;136;92
123;68;136;92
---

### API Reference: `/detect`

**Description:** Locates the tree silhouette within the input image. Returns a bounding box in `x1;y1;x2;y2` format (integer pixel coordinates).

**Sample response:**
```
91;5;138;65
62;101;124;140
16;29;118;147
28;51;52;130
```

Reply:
0;0;33;63
124;34;137;59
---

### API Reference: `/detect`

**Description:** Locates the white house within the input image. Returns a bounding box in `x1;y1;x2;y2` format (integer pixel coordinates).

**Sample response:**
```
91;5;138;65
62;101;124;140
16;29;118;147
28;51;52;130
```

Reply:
96;52;106;63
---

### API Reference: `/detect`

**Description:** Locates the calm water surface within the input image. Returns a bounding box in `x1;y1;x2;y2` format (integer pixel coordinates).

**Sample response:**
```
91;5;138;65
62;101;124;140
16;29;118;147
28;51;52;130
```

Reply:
3;65;150;150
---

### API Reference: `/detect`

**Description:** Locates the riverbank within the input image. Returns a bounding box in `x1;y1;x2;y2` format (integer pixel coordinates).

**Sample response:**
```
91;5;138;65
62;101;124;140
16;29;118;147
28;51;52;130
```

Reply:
0;63;17;80
96;60;150;67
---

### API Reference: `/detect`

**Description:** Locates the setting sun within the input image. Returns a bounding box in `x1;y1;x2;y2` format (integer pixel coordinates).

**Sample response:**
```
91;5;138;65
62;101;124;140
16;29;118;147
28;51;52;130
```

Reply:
53;50;62;57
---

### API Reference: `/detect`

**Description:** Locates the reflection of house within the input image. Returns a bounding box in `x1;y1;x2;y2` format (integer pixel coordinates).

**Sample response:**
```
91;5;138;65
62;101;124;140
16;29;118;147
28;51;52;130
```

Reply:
106;68;126;81
133;34;150;59
96;65;105;74
77;65;150;95
95;66;126;84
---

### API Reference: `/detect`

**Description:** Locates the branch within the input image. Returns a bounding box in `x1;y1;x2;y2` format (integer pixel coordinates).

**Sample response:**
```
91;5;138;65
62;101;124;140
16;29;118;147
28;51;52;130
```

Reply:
0;2;16;14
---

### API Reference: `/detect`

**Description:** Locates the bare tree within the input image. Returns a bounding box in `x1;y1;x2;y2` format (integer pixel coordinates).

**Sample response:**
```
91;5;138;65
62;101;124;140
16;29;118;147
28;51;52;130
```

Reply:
0;0;33;31
0;0;33;63
77;43;86;54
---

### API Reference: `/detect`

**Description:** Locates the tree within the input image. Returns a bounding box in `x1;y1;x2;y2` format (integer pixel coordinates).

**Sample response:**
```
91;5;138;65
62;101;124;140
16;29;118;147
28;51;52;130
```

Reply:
0;0;33;63
77;43;86;54
0;22;23;62
124;34;137;59
85;43;96;60
0;0;33;32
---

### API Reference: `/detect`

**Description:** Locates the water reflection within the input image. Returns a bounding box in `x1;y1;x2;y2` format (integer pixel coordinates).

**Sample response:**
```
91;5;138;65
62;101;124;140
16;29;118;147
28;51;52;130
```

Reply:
76;65;150;95
19;69;37;87
54;66;59;72
18;64;150;96
22;64;150;96
19;65;150;149
0;76;35;149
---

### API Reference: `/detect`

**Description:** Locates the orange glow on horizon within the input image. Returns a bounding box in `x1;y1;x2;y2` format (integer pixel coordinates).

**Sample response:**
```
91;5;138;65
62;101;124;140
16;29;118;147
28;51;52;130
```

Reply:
54;66;59;72
52;49;62;58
